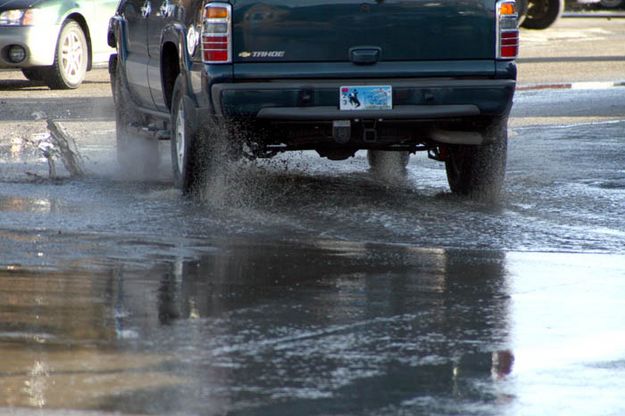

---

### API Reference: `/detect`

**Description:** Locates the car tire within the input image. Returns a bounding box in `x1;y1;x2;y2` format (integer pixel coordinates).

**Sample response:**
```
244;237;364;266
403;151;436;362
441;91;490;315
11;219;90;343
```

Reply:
112;59;160;178
444;118;508;200
521;0;563;30
22;67;44;82
367;150;410;178
170;74;241;195
170;74;209;194
109;54;118;102
42;20;88;90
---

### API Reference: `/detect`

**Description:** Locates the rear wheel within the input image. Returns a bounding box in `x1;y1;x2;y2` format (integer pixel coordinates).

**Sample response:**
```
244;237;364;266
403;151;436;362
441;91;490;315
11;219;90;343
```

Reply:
170;75;210;194
367;150;410;178
444;118;508;200
113;60;160;178
42;20;88;89
170;74;241;195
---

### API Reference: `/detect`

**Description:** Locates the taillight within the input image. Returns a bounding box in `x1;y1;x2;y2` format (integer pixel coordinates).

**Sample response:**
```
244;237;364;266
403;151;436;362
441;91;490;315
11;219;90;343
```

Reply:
202;2;231;64
497;0;519;59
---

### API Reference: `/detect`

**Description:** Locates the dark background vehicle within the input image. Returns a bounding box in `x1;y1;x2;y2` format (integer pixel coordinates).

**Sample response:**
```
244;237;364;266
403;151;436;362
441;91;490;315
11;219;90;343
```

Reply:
517;0;563;29
0;0;117;89
108;0;517;199
517;0;604;30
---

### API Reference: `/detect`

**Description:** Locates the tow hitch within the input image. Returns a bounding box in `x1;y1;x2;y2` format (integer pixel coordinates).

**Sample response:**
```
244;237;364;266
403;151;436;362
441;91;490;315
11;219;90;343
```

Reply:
332;120;351;144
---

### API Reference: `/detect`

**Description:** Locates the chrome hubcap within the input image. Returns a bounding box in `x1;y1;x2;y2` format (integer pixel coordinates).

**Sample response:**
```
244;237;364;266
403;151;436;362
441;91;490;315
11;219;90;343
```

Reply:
60;29;84;84
175;101;186;176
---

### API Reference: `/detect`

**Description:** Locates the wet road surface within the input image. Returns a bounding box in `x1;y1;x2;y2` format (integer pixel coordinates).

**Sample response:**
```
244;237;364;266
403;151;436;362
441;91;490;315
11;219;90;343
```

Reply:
3;15;625;412
3;247;625;416
1;83;625;414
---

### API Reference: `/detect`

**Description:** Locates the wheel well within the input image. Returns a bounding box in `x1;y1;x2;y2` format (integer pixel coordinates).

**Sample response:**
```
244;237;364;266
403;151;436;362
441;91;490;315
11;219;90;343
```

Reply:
65;14;93;71
161;42;180;110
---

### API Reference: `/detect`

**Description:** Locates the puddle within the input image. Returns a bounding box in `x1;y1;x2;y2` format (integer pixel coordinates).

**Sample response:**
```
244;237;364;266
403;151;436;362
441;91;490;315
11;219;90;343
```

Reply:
0;196;57;214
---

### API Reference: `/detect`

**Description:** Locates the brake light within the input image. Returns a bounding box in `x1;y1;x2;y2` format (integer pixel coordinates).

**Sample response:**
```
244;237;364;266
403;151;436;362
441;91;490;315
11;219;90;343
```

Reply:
202;2;231;64
497;0;519;59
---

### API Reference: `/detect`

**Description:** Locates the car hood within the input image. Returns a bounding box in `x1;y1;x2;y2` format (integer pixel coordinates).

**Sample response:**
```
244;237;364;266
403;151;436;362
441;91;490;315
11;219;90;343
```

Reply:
0;0;48;10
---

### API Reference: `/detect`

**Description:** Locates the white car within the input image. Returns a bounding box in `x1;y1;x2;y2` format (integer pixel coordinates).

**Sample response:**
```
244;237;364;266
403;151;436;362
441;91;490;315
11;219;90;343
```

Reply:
0;0;117;89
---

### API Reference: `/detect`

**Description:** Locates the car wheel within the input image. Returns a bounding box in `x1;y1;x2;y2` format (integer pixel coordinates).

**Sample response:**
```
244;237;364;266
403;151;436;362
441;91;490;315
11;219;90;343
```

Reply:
521;0;563;30
109;54;118;102
42;20;88;89
170;74;209;194
22;67;44;82
113;59;160;178
367;150;410;178
444;118;508;200
170;74;241;195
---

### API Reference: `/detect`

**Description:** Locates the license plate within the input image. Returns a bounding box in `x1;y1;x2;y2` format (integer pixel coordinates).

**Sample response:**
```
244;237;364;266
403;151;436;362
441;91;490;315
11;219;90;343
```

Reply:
340;85;392;111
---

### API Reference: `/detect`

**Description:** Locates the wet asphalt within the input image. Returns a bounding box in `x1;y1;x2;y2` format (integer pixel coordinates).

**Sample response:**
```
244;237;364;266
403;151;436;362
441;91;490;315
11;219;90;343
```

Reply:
2;13;625;413
0;84;625;414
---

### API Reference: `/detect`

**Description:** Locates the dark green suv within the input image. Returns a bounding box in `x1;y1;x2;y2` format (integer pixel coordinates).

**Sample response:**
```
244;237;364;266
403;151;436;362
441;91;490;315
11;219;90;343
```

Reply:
108;0;518;199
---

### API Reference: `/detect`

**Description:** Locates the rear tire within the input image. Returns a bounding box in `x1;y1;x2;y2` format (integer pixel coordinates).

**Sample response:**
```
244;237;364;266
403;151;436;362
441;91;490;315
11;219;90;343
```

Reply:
170;75;209;194
444;118;508;200
112;59;160;178
521;0;563;30
42;20;88;89
367;150;410;178
170;74;241;195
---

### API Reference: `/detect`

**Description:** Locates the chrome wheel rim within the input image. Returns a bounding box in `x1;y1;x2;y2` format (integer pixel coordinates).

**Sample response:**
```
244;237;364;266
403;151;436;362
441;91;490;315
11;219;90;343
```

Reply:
60;28;85;85
175;101;186;176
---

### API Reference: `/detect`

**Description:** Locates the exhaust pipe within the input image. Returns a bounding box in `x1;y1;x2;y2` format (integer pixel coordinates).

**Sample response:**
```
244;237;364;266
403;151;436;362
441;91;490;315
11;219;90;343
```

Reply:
430;129;484;145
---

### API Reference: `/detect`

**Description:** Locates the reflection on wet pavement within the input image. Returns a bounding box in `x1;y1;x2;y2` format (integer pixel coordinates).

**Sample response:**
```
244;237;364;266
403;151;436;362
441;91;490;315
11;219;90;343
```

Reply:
0;196;54;214
0;243;514;414
1;241;624;415
0;269;183;411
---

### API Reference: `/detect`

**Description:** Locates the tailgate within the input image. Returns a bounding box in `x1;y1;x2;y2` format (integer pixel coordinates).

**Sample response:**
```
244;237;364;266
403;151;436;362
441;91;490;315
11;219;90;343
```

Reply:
231;0;496;63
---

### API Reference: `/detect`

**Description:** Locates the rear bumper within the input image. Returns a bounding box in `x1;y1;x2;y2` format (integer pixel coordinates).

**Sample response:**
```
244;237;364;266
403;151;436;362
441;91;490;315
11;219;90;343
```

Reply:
256;105;480;121
211;78;516;121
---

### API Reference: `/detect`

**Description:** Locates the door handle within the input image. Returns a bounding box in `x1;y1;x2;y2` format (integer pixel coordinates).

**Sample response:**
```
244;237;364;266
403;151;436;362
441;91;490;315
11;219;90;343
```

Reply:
349;47;381;65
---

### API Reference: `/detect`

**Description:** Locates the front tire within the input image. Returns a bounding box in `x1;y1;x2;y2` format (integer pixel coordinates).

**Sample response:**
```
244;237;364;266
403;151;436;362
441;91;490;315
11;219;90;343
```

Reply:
445;119;508;200
42;20;88;89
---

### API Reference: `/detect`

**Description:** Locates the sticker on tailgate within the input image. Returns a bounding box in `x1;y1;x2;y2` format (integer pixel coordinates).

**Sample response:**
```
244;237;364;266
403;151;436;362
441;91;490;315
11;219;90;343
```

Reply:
340;86;392;111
